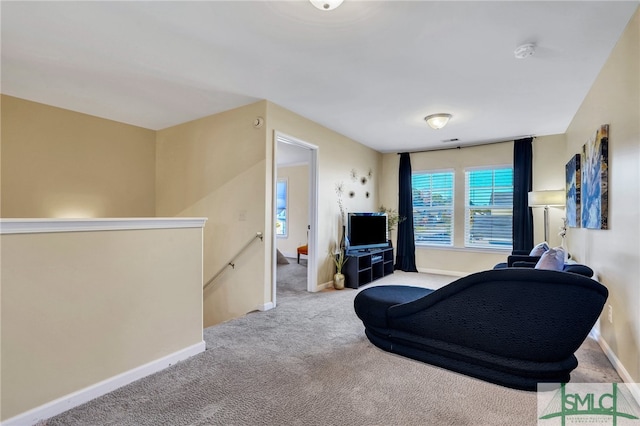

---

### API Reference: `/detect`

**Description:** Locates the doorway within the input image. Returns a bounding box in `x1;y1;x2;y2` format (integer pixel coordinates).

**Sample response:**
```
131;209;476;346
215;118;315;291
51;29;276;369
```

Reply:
273;132;318;306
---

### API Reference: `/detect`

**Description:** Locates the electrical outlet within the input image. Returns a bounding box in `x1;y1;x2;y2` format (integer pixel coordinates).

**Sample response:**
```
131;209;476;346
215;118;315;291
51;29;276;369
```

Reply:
608;305;613;323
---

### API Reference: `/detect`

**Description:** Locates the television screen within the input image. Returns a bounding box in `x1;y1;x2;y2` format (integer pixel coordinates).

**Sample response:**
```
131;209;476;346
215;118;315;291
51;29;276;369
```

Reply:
347;213;388;252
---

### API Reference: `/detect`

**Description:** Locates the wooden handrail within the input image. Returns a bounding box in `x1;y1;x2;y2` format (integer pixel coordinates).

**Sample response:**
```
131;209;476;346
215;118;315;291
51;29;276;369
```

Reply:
203;231;263;291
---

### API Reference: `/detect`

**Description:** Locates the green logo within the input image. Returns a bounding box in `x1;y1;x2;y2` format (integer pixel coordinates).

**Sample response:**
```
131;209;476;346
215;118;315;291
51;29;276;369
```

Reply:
538;383;640;425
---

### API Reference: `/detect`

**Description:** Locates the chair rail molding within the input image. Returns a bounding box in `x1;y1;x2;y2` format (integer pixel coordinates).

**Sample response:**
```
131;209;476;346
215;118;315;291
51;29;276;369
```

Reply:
0;217;207;234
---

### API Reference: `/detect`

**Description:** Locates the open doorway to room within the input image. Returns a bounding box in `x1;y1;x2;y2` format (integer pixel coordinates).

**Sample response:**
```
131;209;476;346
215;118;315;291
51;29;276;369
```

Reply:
273;132;318;303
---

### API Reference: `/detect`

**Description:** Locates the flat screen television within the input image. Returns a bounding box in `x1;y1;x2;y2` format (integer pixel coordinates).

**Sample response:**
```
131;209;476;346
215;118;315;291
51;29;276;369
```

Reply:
347;212;389;252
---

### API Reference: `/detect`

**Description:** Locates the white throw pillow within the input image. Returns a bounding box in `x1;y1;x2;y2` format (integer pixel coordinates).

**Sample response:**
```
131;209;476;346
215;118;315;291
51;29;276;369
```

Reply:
534;247;565;271
529;242;550;257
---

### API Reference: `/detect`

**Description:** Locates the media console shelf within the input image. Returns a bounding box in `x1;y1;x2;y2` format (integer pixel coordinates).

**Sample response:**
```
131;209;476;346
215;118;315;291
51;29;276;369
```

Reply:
343;247;393;289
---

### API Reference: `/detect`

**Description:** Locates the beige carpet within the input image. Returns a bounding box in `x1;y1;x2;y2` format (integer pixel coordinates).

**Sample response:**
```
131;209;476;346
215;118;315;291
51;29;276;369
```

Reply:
44;271;621;425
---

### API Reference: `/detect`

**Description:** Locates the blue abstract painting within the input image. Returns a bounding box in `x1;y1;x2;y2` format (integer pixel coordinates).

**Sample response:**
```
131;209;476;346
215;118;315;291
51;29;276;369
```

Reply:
581;125;609;229
565;154;581;228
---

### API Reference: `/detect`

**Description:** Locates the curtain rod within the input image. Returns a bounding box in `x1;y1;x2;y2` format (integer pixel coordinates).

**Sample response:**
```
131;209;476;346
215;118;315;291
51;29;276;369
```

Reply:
396;136;535;155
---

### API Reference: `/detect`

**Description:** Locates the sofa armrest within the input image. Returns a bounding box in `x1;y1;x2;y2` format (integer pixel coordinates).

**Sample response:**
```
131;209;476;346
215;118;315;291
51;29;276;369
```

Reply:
507;255;541;267
563;264;594;278
512;261;537;268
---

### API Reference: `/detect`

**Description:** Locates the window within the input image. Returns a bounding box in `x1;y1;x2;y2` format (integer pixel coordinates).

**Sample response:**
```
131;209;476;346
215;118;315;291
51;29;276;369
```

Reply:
276;179;287;237
412;170;454;246
465;167;513;249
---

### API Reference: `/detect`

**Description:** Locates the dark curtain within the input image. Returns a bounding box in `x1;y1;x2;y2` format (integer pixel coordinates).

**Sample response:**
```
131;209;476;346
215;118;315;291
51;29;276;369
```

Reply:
395;152;418;272
512;137;534;253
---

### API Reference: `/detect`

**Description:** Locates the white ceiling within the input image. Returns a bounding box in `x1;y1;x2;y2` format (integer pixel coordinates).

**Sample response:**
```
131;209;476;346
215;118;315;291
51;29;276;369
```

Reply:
2;1;637;153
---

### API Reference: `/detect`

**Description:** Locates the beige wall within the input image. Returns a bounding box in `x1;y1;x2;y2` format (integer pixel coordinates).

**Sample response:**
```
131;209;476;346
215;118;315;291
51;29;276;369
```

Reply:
532;134;568;249
1;95;156;218
564;7;640;382
381;142;514;275
266;102;382;286
380;136;588;274
156;101;268;327
0;225;204;421
276;164;309;258
1;95;383;327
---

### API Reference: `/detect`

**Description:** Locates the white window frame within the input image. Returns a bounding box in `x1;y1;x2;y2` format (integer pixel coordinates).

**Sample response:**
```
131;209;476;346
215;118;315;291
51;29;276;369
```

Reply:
412;169;455;247
276;178;288;238
464;166;513;250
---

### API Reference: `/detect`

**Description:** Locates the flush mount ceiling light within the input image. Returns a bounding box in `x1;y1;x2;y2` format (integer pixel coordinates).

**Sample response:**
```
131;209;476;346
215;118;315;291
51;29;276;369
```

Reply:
424;113;452;130
514;43;536;59
310;0;344;11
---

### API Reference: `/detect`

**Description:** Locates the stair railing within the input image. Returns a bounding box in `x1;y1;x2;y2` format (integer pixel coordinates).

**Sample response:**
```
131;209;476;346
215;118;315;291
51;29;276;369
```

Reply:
203;231;263;291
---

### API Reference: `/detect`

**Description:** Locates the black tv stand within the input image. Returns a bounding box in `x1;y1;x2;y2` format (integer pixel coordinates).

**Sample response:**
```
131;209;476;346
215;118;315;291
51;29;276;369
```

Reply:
343;247;393;289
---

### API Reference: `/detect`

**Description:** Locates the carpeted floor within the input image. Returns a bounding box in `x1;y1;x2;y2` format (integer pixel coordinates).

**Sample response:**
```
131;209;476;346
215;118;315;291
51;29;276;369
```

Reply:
44;270;621;426
276;257;308;294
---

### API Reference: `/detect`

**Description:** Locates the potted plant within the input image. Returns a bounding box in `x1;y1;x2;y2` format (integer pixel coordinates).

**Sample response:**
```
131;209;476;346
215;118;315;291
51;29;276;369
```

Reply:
330;245;348;290
379;205;406;244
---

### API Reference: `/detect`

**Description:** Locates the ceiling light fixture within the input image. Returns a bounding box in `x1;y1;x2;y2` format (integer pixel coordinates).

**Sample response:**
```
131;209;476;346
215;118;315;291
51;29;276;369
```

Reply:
514;43;536;59
310;0;344;11
424;113;452;130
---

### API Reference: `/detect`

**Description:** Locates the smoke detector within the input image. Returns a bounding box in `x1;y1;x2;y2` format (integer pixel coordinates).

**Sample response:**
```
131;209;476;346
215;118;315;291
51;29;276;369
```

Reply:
514;43;536;59
253;117;264;128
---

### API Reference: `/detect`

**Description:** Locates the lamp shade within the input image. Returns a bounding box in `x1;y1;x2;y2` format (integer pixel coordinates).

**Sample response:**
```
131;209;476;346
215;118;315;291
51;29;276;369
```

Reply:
528;190;565;207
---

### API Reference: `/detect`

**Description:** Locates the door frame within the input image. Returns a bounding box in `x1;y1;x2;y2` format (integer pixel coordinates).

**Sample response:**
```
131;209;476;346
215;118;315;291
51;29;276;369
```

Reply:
272;131;319;305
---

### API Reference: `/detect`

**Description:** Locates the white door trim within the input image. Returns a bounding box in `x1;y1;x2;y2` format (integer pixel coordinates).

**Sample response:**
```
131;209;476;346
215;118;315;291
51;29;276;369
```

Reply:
273;132;319;303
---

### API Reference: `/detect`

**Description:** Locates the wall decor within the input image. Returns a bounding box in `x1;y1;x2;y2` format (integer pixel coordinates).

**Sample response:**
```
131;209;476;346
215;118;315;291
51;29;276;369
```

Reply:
565;154;581;228
581;124;609;229
335;182;346;224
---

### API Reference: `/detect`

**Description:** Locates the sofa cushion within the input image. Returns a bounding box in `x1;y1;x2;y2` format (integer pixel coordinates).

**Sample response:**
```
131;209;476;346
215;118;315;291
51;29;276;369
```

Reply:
535;247;565;271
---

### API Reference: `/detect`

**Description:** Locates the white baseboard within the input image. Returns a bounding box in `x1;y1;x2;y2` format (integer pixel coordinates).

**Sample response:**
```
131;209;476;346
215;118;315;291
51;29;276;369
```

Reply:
316;280;334;292
417;267;467;277
596;333;640;407
257;302;275;311
1;341;206;426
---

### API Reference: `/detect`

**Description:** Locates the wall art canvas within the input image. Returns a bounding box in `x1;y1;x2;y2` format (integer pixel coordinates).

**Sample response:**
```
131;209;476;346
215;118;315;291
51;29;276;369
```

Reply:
581;124;609;229
565;153;581;228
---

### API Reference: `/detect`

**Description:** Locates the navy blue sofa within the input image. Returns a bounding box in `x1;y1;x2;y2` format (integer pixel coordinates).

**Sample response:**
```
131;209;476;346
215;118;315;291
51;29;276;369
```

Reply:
353;268;608;391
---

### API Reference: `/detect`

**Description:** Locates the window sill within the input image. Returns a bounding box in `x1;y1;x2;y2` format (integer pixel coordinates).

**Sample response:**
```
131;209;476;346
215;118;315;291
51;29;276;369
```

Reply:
415;244;511;255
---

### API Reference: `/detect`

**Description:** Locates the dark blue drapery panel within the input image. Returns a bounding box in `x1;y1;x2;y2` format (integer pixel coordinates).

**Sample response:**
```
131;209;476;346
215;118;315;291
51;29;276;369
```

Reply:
395;152;418;272
512;137;534;252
